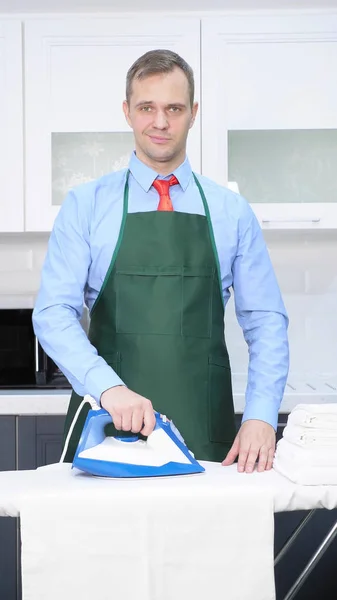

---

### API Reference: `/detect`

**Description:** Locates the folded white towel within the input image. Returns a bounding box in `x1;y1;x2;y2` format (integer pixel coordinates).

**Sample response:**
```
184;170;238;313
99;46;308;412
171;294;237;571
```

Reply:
287;404;337;430
273;449;337;486
283;423;337;447
275;437;337;467
274;404;337;485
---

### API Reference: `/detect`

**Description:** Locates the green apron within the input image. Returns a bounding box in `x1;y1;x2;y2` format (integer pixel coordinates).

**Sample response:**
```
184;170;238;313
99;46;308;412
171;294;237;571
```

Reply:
62;172;236;463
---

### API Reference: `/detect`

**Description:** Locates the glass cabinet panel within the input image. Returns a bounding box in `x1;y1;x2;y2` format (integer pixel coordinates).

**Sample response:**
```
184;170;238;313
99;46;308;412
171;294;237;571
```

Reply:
228;130;337;204
52;132;134;206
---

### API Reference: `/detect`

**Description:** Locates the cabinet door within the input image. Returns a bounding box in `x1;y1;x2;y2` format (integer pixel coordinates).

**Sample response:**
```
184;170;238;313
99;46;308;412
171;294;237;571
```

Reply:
202;13;337;229
18;416;66;469
0;417;18;600
0;20;24;232
25;17;201;231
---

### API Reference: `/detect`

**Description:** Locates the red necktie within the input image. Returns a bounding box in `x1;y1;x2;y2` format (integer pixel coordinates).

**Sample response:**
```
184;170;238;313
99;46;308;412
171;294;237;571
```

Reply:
152;175;179;211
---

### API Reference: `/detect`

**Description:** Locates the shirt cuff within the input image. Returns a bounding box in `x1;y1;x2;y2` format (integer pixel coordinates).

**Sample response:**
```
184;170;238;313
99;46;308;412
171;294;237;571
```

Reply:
84;364;126;405
242;399;279;431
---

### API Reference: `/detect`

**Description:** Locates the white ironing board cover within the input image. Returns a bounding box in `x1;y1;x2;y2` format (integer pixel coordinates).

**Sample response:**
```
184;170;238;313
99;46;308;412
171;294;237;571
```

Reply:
1;462;277;600
1;461;337;517
1;462;337;600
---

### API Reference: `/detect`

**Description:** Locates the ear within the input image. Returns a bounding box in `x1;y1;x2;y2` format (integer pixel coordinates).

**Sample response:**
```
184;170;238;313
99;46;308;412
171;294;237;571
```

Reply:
123;100;132;128
189;102;199;129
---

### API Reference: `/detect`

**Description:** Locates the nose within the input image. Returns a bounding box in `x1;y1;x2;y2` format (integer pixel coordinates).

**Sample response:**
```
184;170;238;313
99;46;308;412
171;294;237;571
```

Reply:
153;110;169;130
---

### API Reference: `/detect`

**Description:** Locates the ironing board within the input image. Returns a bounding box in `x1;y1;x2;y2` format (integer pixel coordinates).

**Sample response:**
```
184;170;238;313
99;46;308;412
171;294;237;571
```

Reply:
0;462;336;600
274;508;337;600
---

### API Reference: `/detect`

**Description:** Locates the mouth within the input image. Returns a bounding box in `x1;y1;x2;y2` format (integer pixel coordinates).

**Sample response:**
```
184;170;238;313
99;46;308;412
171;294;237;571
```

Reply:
147;135;171;145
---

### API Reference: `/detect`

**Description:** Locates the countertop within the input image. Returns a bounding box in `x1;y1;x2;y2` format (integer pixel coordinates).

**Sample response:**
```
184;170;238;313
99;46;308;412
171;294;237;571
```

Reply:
0;389;71;415
0;378;337;415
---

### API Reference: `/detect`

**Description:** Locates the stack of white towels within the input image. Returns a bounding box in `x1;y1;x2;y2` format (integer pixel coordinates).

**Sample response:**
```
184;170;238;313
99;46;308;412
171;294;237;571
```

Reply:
273;403;337;486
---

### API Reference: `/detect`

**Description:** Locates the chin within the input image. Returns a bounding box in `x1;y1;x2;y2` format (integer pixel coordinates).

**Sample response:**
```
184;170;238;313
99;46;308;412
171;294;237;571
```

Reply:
147;148;177;163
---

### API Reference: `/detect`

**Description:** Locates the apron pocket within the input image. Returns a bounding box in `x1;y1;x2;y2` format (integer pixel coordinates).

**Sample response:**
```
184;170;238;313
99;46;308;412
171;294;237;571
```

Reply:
100;351;122;377
208;355;236;443
182;266;214;338
116;266;182;335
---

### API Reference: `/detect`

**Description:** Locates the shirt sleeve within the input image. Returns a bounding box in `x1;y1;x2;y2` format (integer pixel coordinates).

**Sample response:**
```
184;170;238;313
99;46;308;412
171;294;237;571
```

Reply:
232;198;289;431
32;189;125;403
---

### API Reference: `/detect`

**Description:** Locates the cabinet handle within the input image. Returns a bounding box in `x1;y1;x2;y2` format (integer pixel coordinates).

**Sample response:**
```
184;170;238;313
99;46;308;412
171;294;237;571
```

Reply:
35;336;40;372
261;218;321;223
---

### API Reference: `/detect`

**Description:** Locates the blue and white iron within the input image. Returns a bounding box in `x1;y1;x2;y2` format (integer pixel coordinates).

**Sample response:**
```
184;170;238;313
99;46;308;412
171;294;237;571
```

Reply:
68;396;205;478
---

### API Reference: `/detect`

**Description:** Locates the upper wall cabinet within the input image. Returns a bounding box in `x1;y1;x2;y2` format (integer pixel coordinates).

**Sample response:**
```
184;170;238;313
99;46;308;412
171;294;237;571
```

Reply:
0;20;24;232
24;17;201;231
202;13;337;229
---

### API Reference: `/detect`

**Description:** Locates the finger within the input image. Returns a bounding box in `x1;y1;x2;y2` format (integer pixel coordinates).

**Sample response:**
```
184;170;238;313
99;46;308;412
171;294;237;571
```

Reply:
257;445;269;472
131;407;144;433
244;447;259;473
121;409;132;431
222;436;240;466
237;444;250;473
266;447;275;471
141;405;156;437
110;410;122;431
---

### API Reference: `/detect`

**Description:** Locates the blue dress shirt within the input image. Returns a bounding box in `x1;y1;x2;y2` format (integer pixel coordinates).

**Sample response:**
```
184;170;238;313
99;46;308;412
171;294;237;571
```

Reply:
33;151;289;430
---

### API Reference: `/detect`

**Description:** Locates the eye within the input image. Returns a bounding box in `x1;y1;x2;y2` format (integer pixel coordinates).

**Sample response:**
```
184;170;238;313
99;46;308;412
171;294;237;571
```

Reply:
169;106;181;112
140;106;152;112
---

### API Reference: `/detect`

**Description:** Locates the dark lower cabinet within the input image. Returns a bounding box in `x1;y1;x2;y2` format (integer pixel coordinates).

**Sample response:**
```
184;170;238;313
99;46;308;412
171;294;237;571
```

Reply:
0;519;18;600
17;415;66;470
1;414;337;600
0;417;16;471
0;417;18;600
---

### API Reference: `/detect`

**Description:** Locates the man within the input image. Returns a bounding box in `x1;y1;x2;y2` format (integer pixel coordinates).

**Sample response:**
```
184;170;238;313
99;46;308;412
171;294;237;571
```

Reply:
33;49;289;473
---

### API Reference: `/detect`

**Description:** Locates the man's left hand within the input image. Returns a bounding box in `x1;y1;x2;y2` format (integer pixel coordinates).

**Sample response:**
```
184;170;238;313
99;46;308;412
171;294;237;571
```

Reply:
222;420;276;473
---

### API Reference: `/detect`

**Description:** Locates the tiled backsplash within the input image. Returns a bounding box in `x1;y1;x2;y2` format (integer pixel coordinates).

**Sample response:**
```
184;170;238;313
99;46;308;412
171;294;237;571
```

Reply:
225;230;337;377
1;230;337;377
0;234;48;307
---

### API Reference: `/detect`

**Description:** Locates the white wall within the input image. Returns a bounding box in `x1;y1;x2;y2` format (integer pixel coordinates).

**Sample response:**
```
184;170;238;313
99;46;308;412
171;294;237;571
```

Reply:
1;230;337;378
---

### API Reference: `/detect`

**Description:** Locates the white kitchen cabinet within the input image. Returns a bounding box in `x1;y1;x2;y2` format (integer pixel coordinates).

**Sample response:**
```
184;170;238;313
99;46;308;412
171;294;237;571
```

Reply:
202;12;337;229
24;17;201;231
0;20;24;232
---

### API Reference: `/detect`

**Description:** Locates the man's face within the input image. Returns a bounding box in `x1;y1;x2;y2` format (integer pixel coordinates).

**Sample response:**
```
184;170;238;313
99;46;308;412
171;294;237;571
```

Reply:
123;67;198;170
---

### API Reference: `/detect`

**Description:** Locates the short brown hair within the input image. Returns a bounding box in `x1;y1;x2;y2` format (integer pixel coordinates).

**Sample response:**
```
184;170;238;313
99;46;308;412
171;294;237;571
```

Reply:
126;49;195;108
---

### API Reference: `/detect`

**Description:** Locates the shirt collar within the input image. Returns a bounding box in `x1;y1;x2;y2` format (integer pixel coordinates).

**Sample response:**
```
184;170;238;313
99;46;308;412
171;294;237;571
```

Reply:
128;151;192;193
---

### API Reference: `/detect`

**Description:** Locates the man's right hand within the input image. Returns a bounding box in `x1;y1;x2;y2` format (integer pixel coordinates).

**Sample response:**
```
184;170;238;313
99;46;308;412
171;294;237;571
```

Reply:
100;386;156;437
